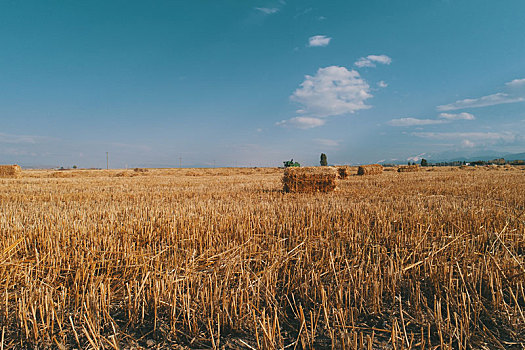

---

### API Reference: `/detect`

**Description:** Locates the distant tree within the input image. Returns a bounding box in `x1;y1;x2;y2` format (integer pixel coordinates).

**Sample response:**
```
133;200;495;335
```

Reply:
72;165;77;169
408;161;411;165
320;153;328;166
420;159;428;167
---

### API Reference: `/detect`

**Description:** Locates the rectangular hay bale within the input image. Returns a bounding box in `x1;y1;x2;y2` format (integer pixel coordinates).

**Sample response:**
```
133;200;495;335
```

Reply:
283;167;337;193
337;166;351;179
397;165;420;172
0;165;21;178
357;164;383;175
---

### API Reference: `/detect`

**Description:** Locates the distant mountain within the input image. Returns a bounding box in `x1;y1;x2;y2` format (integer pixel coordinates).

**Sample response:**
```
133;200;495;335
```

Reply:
437;151;525;163
379;151;525;165
505;152;525;160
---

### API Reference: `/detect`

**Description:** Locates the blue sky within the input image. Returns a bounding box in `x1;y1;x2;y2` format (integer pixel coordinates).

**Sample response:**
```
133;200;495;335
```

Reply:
1;0;524;168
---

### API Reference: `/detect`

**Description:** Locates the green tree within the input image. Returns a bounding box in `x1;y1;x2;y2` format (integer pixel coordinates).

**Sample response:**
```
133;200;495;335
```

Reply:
420;159;428;167
320;153;328;166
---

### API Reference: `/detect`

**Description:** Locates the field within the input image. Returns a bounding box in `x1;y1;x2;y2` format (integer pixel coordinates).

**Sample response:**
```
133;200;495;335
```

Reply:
1;166;524;349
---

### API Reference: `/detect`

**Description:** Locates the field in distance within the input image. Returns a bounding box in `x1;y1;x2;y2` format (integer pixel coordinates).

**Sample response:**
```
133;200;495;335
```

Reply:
1;166;524;349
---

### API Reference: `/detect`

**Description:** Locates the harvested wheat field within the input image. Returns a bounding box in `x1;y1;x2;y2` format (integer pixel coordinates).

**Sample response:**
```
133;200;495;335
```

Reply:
1;167;525;349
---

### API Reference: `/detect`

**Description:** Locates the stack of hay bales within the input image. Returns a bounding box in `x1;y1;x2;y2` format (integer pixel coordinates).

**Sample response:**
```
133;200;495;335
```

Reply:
337;166;351;179
397;165;420;172
283;167;337;193
357;164;383;176
0;165;22;178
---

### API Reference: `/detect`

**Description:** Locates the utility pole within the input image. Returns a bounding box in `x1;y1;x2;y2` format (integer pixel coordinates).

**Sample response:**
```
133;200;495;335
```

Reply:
106;152;109;170
179;156;182;168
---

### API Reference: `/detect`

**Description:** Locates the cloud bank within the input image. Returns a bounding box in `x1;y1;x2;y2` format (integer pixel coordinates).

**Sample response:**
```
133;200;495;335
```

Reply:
412;131;517;143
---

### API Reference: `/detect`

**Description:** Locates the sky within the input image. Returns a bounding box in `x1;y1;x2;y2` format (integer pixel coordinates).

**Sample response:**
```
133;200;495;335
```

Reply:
1;0;525;168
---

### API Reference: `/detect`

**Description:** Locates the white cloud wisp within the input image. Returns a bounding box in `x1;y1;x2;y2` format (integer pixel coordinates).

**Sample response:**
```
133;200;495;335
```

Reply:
437;93;525;111
354;54;392;68
308;35;331;47
314;138;339;147
387;118;447;127
438;112;475;120
275;117;326;129
506;78;525;88
254;7;279;14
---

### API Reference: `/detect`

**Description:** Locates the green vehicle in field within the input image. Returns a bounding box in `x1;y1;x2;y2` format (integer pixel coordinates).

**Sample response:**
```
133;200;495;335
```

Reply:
283;159;300;168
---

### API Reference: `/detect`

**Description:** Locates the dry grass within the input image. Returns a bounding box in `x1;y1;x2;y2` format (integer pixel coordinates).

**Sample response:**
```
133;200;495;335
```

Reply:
283;167;338;193
357;164;383;175
1;167;524;349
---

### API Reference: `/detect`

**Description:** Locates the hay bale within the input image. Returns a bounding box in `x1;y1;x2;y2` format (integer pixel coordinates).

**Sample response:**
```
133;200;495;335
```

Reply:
337;166;351;179
282;167;337;193
115;171;138;177
0;165;22;178
357;164;383;175
397;165;420;173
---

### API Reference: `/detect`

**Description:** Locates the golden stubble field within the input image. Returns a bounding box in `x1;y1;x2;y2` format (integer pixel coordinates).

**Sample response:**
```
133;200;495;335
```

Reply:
1;166;524;349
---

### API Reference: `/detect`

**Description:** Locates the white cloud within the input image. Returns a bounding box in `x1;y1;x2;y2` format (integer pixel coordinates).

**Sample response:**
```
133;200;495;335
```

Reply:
276;117;326;129
387;118;447;127
461;140;475;148
412;131;517;143
438;112;475;120
255;7;279;14
314;138;339;147
293;7;312;19
505;78;525;88
377;81;388;88
354;54;392;68
290;66;372;118
308;35;332;47
437;92;525;111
